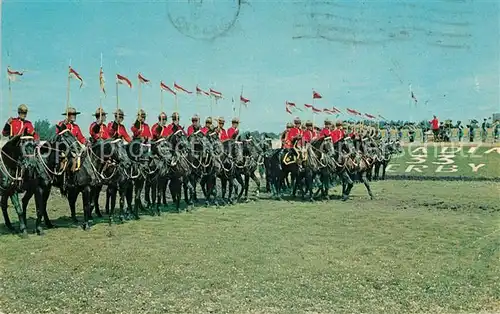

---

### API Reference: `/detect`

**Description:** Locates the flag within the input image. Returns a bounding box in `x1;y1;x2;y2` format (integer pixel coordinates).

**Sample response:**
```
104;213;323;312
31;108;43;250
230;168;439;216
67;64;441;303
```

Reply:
378;114;387;120
411;91;418;104
240;95;250;106
196;85;210;96
313;90;322;99
365;113;376;119
174;82;192;94
323;108;334;114
332;106;342;114
346;108;361;116
160;81;176;95
285;103;292;114
311;107;322;113
209;88;223;98
69;66;83;88
304;104;313;109
138;73;150;84
286;101;302;111
99;67;106;96
116;74;132;88
7;67;23;81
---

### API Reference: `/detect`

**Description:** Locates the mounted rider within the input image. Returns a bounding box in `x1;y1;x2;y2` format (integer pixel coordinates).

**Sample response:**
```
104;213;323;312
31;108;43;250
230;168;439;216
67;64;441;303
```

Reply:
281;123;293;149
319;119;332;139
302;120;317;144
89;107;110;142
187;114;201;136
2;104;39;140
164;112;187;137
108;109;131;142
227;117;240;140
216;117;229;141
331;121;345;144
285;117;303;148
200;117;212;135
131;109;152;141
151;112;169;140
56;107;86;144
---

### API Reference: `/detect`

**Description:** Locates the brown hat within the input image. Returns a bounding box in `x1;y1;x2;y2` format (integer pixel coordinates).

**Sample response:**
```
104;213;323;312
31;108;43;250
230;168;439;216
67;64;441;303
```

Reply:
324;119;331;125
18;104;28;113
286;122;293;128
232;117;240;123
94;107;107;117
305;120;313;127
205;117;212;123
335;120;343;127
114;109;125;117
171;112;180;119
158;112;167;119
293;117;301;124
192;114;199;121
61;107;81;116
137;109;146;117
218;117;225;123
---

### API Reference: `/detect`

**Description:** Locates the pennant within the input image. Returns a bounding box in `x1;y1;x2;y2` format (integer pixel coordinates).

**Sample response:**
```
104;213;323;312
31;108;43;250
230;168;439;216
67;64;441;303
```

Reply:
323;108;334;114
69;66;83;88
304;104;313;109
286;101;302;111
138;73;150;84
99;67;106;96
240;95;250;106
174;82;192;94
332;106;342;114
209;88;223;98
116;74;132;88
7;67;23;81
312;90;322;99
160;81;176;95
311;107;322;113
378;114;387;121
365;113;376;119
286;104;292;114
346;108;362;116
411;91;418;104
196;85;210;96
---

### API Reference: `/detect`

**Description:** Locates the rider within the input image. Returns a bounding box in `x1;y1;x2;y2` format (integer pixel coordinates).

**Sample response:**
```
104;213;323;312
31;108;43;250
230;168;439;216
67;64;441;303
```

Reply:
89;108;110;142
164;112;187;137
57;107;86;144
2;104;39;140
302;120;317;144
151;112;169;140
200;117;212;135
281;123;293;148
319;119;332;139
131;109;152;141
187;114;201;136
216;117;229;141
108;109;131;142
286;117;303;148
331;121;345;145
227;117;240;139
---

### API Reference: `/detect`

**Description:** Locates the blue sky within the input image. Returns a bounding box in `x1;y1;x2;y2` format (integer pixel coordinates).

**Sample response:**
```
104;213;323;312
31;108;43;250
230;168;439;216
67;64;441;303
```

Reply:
1;0;499;132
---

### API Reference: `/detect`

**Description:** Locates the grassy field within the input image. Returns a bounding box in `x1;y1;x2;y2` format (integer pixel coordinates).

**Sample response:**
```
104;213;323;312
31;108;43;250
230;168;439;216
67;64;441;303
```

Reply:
0;181;499;313
385;144;500;178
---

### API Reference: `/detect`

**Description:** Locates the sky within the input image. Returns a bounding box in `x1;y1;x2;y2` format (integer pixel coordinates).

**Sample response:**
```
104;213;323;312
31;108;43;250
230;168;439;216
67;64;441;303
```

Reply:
1;0;499;132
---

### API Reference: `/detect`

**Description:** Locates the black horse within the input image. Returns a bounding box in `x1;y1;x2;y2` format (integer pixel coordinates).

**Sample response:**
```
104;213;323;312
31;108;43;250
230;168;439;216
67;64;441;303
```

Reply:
238;133;263;201
0;134;40;236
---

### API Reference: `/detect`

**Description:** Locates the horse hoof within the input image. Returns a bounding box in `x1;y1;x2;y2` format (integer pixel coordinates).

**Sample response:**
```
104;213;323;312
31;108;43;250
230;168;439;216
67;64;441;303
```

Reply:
82;223;91;231
342;195;349;201
45;223;55;229
20;231;29;239
36;228;44;236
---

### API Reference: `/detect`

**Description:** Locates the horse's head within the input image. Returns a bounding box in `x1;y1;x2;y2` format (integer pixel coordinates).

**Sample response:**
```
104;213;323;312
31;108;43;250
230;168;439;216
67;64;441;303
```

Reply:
189;130;211;156
170;129;189;153
226;139;244;164
3;134;37;177
242;135;263;157
151;137;173;161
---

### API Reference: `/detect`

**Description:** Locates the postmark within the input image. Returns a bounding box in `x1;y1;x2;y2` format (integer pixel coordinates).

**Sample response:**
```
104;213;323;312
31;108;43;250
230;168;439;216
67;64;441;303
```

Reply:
167;0;242;40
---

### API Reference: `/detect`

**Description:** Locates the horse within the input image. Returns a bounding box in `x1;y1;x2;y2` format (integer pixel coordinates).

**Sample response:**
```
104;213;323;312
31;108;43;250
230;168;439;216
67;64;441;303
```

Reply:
0;134;41;236
238;132;263;201
300;136;335;201
373;139;402;180
214;138;245;204
268;137;302;200
342;136;374;200
126;138;152;218
187;130;212;205
148;137;173;215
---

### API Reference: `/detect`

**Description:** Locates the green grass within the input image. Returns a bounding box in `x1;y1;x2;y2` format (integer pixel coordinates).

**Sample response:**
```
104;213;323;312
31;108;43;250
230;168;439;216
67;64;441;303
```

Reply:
0;181;499;313
386;144;500;178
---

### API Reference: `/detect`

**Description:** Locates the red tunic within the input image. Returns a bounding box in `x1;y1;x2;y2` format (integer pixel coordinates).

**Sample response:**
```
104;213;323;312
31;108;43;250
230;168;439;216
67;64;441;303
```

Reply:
187;124;200;136
319;128;331;138
56;121;87;144
227;126;239;139
218;128;229;141
151;123;169;139
430;118;439;130
2;118;39;140
131;122;152;140
107;122;131;143
331;129;344;143
286;127;302;146
164;123;187;137
89;122;110;140
302;129;317;143
200;126;210;135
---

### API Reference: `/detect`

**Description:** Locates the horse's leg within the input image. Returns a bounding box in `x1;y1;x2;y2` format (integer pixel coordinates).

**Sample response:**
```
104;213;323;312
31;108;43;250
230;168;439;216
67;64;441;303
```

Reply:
92;185;103;219
108;185;117;224
250;171;261;198
144;180;151;208
150;179;159;216
41;186;54;228
11;192;27;237
382;161;388;180
220;176;227;204
68;188;79;224
81;186;91;230
361;171;374;200
243;173;250;201
1;194;14;232
126;183;137;219
105;185;112;215
33;186;45;235
340;171;354;201
234;173;245;202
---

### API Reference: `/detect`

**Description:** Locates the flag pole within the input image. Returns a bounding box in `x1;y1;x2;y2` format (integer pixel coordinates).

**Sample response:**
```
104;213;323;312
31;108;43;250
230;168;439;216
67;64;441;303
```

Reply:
138;75;142;111
8;76;12;117
312;89;315;129
99;53;103;112
115;78;119;111
175;93;178;112
160;88;164;113
66;59;72;121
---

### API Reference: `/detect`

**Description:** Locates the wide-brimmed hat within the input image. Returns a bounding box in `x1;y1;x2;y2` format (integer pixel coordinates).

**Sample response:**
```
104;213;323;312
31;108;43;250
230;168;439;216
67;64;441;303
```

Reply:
172;112;180;119
18;104;28;113
158;111;167;119
192;114;199;121
218;117;225;123
205;117;212;123
137;109;146;117
305;120;313;127
94;108;107;117
61;107;81;116
114;109;125;117
324;119;331;125
232;117;240;123
293;117;301;124
286;122;293;128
